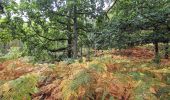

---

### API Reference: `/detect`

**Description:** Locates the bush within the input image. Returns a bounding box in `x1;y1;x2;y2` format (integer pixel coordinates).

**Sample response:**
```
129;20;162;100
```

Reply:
1;47;22;60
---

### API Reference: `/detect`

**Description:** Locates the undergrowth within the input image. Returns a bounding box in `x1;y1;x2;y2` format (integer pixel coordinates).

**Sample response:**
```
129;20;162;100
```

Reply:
0;73;39;100
0;50;170;100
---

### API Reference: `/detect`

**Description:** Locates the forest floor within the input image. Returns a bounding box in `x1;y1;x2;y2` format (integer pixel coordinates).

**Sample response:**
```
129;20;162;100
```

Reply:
0;47;170;100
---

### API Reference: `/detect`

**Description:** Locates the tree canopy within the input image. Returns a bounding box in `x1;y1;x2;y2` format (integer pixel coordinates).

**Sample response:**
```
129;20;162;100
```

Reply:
0;0;169;61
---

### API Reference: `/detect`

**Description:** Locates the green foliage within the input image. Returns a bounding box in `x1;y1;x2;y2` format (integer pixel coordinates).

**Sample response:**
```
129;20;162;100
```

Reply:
0;17;13;43
0;0;169;61
0;74;39;100
130;71;163;100
61;70;92;99
156;86;170;100
70;70;91;91
105;0;170;56
129;72;146;81
166;74;170;85
97;56;114;63
31;49;55;63
0;0;169;99
89;63;105;73
1;47;22;60
63;58;75;65
0;50;169;99
134;80;157;100
0;0;108;60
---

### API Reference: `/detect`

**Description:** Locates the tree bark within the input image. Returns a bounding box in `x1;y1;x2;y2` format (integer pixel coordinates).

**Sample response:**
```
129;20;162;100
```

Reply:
164;42;169;59
153;41;159;58
73;1;78;59
87;46;91;61
3;43;10;54
67;10;73;58
153;41;161;64
80;45;83;59
0;0;4;13
67;35;72;58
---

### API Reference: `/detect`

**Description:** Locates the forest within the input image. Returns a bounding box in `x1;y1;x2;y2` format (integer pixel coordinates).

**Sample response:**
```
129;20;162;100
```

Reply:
0;0;170;100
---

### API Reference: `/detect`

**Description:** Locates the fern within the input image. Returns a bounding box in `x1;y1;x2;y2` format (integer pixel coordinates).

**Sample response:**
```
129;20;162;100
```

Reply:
89;63;105;73
133;80;158;100
0;73;39;100
61;70;92;100
70;70;91;91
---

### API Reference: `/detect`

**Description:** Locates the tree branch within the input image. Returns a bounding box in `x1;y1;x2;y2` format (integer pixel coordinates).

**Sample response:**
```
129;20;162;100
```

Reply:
105;0;118;13
29;21;68;41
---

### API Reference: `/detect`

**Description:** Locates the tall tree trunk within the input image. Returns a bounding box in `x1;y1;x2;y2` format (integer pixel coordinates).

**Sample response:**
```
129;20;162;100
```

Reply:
154;41;159;58
153;41;160;64
164;42;169;59
87;46;91;61
73;2;78;59
3;43;9;54
80;44;83;59
0;0;4;13
67;10;72;58
67;35;72;58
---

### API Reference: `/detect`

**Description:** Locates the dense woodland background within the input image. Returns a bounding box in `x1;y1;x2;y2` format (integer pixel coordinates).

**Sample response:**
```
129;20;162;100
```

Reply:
0;0;170;100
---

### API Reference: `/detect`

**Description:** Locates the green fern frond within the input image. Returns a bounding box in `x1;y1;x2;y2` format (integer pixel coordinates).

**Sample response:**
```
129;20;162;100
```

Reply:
89;63;105;73
70;70;91;91
0;73;39;100
61;70;92;100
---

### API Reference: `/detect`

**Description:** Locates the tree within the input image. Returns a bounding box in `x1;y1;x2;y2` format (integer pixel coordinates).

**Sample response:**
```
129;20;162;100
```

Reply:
107;0;170;60
2;0;109;61
0;0;4;13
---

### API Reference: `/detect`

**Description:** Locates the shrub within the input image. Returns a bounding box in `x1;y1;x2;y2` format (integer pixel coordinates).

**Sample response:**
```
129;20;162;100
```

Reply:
2;47;22;60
